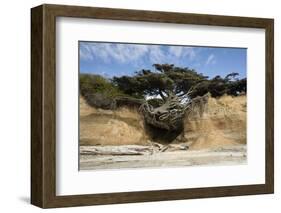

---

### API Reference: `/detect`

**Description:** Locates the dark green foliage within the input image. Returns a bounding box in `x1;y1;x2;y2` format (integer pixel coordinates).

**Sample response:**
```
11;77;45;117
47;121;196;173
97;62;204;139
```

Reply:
227;78;247;96
80;74;124;98
191;74;246;98
80;64;246;109
113;64;208;98
80;74;125;109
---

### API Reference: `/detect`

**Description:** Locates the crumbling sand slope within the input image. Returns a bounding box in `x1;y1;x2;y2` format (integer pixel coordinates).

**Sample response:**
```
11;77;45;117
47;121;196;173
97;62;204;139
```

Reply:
185;95;246;150
80;95;246;149
80;97;147;145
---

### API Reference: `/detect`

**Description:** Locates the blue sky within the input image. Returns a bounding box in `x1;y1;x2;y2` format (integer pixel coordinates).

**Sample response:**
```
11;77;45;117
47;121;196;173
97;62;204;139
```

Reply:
79;42;246;79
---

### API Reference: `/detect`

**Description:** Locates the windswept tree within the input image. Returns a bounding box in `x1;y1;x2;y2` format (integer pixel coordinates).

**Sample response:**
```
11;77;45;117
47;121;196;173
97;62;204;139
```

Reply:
113;64;209;132
113;64;208;99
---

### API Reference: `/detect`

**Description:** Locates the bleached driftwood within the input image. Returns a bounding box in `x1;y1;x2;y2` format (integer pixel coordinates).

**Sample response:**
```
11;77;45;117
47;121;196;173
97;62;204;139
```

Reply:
80;145;247;170
80;143;191;156
80;145;153;156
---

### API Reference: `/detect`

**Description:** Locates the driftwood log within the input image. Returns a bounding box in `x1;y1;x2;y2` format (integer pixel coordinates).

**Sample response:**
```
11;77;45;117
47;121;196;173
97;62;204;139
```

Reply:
80;143;191;156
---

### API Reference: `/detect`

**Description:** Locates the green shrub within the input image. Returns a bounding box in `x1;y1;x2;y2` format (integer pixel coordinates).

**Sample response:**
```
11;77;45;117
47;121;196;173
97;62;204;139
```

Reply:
80;74;124;98
80;74;126;109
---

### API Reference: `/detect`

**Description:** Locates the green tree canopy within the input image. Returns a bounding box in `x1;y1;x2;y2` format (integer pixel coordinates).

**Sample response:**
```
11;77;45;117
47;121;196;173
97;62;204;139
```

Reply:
80;64;247;109
112;64;208;99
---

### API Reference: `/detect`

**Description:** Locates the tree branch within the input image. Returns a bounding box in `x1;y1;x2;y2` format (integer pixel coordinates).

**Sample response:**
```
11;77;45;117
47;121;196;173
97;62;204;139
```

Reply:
159;89;167;101
179;83;200;98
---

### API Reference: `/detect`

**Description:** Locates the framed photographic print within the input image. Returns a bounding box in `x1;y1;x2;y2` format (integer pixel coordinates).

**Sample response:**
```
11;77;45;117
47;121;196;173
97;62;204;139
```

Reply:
31;4;274;208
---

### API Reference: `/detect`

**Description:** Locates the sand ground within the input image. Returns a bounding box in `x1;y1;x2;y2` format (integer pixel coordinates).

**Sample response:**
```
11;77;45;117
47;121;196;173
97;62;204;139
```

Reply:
80;145;246;170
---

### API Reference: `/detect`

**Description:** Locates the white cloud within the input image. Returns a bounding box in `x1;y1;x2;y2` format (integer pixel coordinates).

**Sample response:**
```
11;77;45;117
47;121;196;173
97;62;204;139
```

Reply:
169;46;183;57
80;42;199;66
149;46;166;63
169;46;196;61
205;54;216;65
79;44;94;60
80;43;149;64
111;44;149;63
